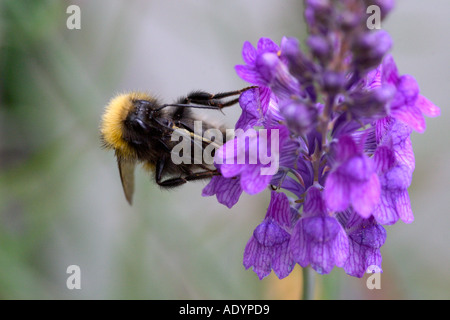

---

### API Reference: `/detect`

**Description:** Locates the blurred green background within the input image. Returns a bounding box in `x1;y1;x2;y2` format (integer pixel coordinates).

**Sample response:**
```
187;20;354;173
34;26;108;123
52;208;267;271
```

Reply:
0;0;448;300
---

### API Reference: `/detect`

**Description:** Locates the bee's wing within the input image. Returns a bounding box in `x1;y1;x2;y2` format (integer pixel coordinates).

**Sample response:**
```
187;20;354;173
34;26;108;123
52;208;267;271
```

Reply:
117;157;136;205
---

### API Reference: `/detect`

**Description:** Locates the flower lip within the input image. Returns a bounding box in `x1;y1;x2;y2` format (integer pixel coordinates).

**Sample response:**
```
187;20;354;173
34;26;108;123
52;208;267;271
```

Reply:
303;215;341;243
254;219;290;246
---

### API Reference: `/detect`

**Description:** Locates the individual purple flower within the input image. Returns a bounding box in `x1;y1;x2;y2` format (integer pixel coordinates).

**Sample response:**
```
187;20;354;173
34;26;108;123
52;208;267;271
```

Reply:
215;125;289;195
243;191;295;279
380;54;440;133
348;117;414;224
234;38;280;88
236;37;305;102
339;210;387;278
324;135;381;218
202;88;286;206
290;186;349;274
372;145;413;225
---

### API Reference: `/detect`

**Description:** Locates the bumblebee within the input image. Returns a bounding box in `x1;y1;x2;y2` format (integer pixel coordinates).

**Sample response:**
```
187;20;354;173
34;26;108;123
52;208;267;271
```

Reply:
100;87;255;204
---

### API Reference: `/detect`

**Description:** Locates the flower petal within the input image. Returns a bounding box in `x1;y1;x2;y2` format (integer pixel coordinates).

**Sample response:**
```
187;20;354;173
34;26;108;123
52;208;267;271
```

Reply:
372;187;413;225
304;186;327;216
390;103;426;133
343;214;386;278
266;191;291;227
242;40;257;64
202;175;243;209
235;88;264;130
324;171;350;212
243;237;273;280
345;241;383;278
239;88;263;119
240;164;273;194
334;135;359;163
397;75;419;105
373;145;396;174
253;219;290;247
395;190;414;223
381;54;399;84
303;215;340;243
271;241;294;279
257;37;280;53
235;65;260;84
290;215;349;274
416;94;440;117
350;173;381;218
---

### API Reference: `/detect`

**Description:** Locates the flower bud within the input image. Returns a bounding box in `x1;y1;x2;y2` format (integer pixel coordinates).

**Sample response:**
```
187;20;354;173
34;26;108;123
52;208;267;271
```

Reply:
352;30;392;71
280;99;318;136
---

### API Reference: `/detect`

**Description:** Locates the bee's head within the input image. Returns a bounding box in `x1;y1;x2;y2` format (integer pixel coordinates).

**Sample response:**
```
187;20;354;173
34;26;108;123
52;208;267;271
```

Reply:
100;92;158;158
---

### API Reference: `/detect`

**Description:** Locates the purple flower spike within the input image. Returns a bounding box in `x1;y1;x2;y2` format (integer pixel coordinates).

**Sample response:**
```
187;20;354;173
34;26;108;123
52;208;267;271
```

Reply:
324;136;381;218
205;0;440;280
290;187;349;274
243;191;294;279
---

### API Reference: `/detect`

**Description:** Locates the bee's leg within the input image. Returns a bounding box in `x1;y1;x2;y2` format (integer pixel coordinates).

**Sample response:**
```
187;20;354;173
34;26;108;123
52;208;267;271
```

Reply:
155;156;183;188
183;170;221;181
157;171;220;188
182;86;258;107
157;86;258;113
155;158;220;188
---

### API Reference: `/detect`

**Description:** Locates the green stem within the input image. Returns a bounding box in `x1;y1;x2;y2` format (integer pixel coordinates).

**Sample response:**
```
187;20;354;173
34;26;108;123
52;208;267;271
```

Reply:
302;267;315;300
